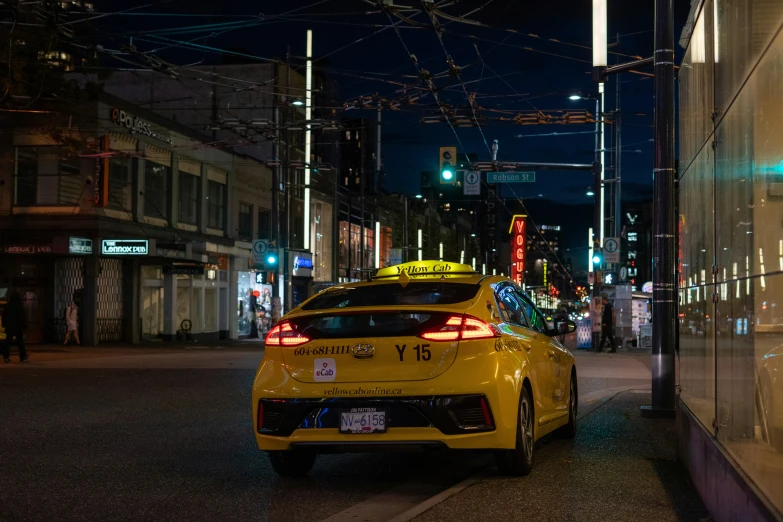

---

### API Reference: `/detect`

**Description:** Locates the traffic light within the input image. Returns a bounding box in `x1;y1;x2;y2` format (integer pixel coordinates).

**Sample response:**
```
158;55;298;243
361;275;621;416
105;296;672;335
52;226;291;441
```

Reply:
439;146;457;184
266;252;278;266
592;250;602;268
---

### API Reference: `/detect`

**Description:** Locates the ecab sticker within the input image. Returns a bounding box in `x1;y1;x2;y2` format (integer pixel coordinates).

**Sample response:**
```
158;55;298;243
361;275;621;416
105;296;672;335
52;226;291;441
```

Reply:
314;358;336;382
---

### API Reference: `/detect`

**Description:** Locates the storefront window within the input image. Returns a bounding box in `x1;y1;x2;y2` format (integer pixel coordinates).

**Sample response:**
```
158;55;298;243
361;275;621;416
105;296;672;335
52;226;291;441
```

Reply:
310;199;333;281
237;272;273;337
144;160;170;220
679;0;783;510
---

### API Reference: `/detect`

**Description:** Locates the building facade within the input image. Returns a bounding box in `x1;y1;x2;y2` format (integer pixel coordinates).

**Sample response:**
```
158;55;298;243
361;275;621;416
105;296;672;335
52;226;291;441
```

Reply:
678;1;783;518
0;94;274;345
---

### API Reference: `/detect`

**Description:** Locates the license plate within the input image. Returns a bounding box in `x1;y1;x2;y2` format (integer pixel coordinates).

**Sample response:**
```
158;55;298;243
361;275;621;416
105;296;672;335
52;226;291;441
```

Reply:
339;408;387;434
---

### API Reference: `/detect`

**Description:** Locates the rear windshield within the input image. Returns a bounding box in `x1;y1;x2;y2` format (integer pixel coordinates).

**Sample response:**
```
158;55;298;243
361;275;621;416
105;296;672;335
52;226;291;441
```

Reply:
289;312;450;339
301;282;480;310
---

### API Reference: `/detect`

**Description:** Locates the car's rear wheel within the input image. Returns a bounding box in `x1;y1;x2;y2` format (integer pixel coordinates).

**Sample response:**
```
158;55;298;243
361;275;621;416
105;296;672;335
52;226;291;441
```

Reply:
560;372;577;438
268;451;317;477
495;386;534;476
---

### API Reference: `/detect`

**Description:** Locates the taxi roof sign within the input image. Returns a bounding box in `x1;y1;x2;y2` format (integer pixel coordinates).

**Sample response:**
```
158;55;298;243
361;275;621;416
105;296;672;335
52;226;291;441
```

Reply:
375;261;476;280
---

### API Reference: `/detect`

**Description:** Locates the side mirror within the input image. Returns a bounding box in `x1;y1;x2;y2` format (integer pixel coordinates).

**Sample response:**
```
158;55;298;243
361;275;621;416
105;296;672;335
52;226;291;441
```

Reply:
553;320;577;335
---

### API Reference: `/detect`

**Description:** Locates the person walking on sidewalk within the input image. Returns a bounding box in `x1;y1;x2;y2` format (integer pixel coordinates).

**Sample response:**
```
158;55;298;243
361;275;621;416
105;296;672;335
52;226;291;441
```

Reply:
63;301;80;346
1;291;29;363
596;296;616;353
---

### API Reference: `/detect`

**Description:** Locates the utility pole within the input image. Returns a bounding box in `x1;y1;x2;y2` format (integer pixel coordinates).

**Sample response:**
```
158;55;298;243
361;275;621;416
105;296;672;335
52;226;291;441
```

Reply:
284;46;292;312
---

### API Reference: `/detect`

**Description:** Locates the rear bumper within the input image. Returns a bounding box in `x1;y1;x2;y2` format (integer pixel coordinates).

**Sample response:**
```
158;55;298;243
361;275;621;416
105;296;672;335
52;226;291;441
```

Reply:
253;340;526;452
257;395;495;436
256;426;511;452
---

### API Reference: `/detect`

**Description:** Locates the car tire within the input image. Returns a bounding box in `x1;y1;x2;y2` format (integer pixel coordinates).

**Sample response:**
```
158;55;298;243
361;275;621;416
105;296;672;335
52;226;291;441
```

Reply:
268;451;317;477
495;386;534;476
561;372;577;439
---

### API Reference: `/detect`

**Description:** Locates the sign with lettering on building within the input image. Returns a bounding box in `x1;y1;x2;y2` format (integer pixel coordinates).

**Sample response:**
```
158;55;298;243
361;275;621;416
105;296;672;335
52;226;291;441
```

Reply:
69;237;93;255
509;214;527;286
101;239;149;255
4;245;51;254
94;135;109;206
292;253;314;277
110;107;173;144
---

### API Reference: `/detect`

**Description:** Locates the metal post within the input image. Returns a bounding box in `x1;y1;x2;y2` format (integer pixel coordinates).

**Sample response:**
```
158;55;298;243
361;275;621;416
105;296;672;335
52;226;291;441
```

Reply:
272;104;280;298
403;197;408;263
615;62;622;240
642;0;676;418
593;97;601;255
376;105;382;193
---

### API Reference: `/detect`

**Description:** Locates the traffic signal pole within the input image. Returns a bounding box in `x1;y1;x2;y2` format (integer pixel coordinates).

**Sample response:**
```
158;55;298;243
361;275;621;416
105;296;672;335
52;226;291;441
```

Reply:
644;0;677;418
591;0;676;417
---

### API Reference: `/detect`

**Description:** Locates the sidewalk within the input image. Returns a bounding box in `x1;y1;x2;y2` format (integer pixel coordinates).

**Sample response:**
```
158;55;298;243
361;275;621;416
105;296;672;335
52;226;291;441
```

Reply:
1;339;264;364
413;391;708;522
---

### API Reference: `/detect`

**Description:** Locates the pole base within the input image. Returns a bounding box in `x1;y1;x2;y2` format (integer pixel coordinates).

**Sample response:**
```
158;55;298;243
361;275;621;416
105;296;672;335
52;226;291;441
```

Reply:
640;405;676;419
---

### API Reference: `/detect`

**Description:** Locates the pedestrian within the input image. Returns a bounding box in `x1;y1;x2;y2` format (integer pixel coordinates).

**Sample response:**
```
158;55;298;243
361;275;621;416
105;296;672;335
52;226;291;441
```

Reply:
596;296;616;353
1;291;29;363
63;301;80;346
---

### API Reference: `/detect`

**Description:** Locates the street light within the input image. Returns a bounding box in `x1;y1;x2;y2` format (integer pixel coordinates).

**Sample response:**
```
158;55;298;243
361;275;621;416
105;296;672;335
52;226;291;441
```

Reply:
568;94;582;101
415;194;423;199
586;188;595;196
291;98;304;106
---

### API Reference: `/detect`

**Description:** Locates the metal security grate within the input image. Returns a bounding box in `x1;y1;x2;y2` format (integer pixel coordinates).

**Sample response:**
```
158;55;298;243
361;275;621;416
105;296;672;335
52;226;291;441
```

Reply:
97;258;124;342
53;257;84;341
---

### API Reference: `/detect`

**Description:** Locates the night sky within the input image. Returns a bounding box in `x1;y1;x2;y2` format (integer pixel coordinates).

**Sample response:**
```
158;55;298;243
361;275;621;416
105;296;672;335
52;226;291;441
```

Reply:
95;0;691;236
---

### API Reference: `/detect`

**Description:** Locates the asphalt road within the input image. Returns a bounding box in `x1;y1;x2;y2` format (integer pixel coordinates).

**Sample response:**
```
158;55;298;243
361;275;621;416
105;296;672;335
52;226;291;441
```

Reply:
0;346;657;522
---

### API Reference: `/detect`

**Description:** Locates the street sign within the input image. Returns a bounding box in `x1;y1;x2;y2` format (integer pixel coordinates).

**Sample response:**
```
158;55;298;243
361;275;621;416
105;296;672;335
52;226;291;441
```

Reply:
464;171;480;195
252;239;269;265
486;171;535;184
603;237;620;264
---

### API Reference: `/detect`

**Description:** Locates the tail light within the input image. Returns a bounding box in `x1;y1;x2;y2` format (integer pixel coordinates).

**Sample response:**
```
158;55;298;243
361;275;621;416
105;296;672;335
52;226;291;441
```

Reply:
420;315;500;342
421;316;462;341
265;321;310;347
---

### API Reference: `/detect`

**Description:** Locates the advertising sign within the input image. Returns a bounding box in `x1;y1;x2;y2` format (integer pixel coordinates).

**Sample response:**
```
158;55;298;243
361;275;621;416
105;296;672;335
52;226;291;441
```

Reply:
509;214;527;286
292;252;314;277
388;248;403;266
4;245;51;254
69;238;93;255
110;107;172;144
94;135;109;206
101;239;149;255
163;265;204;275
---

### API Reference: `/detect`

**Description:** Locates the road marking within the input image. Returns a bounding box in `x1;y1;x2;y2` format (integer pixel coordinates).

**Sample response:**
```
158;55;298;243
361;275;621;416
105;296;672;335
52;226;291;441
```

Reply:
369;386;652;522
386;471;492;522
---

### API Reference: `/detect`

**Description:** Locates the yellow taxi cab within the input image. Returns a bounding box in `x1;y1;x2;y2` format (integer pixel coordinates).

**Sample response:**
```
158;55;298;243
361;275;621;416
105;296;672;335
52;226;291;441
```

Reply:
252;261;577;477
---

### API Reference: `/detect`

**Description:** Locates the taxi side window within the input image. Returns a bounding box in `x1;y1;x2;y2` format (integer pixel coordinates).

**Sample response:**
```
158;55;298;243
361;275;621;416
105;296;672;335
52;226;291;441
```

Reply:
496;287;529;327
516;291;548;334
